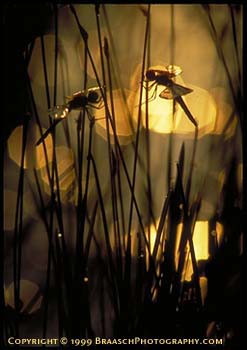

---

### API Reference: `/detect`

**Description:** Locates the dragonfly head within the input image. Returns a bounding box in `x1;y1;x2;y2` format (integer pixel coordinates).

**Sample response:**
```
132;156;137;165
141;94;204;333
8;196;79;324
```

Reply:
146;69;156;81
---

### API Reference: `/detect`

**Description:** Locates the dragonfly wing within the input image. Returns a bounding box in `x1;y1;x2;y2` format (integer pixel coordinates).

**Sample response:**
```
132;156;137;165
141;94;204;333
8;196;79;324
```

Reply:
171;83;193;98
48;105;68;119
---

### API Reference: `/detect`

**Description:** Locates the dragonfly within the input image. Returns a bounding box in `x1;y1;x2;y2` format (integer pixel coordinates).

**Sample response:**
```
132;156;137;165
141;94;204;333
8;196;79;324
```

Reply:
36;87;103;145
144;65;198;128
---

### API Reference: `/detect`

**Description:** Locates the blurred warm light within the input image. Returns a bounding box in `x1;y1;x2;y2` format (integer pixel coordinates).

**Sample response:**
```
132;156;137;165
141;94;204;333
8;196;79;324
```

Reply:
135;82;178;134
77;30;103;80
218;170;226;191
145;222;157;269
7;124;53;170
215;221;224;247
193;221;209;260
175;221;209;281
132;65;217;136
1;3;242;342
209;86;240;150
35;132;53;170
5;280;43;314
8;125;33;169
175;222;183;271
175;82;217;137
40;146;76;201
119;219;163;269
95;89;135;145
147;221;160;254
215;101;234;129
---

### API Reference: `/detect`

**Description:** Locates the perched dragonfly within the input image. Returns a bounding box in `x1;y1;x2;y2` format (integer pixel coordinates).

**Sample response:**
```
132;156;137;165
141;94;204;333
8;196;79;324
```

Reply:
36;87;103;145
145;65;198;128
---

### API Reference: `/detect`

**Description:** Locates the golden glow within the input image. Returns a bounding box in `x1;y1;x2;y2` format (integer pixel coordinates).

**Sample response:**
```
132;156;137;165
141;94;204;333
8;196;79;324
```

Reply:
166;64;182;76
214;101;237;139
175;221;224;284
8;125;53;170
8;126;32;169
40;146;76;201
218;170;226;191
175;221;209;281
145;222;156;270
175;82;217;137
135;83;178;133
210;87;238;140
77;30;103;80
215;221;224;247
132;65;217;136
175;222;183;271
95;89;135;145
193;221;209;261
35;132;53;170
5;280;43;314
119;219;164;270
147;222;160;254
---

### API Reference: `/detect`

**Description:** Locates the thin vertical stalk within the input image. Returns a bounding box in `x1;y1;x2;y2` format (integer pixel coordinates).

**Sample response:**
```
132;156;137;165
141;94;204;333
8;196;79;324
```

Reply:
76;10;88;264
185;126;198;204
229;5;242;93
104;37;123;278
125;4;151;285
41;35;51;110
95;8;121;280
167;5;175;192
145;11;152;265
203;5;242;127
70;5;155;275
90;153;119;319
53;3;58;108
